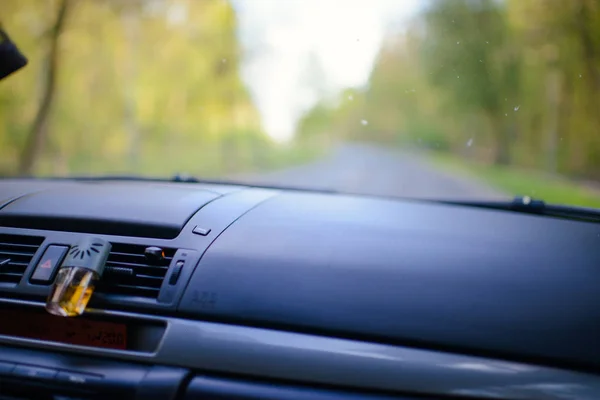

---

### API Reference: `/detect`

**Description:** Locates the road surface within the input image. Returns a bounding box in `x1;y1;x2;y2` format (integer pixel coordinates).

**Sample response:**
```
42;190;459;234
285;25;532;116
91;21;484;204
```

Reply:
238;143;505;200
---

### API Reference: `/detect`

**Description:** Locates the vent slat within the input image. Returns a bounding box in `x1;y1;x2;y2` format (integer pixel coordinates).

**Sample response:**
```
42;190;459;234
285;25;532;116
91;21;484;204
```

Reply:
0;272;24;278
105;260;169;269
0;235;44;246
105;263;168;276
4;261;29;267
135;274;164;281
98;243;176;298
0;243;40;250
0;274;22;284
109;251;173;262
0;250;36;258
109;251;147;259
0;264;28;274
103;274;163;288
112;283;159;291
0;234;44;285
98;283;160;297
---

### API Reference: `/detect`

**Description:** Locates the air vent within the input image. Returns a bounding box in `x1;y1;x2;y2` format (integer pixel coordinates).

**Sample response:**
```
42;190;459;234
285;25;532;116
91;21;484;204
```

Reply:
0;234;44;285
98;243;176;298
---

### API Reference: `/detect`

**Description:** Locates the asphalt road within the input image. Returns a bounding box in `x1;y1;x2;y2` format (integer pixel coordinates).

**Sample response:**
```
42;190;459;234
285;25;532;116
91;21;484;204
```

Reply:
239;143;505;201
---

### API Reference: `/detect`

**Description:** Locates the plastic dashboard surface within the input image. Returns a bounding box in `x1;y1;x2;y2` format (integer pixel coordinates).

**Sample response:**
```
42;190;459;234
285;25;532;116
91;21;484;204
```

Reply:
179;190;600;370
0;180;222;238
0;178;599;400
0;180;276;312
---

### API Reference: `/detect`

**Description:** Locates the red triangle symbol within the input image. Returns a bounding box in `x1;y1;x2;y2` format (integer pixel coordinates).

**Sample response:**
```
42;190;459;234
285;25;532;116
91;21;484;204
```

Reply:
40;259;52;269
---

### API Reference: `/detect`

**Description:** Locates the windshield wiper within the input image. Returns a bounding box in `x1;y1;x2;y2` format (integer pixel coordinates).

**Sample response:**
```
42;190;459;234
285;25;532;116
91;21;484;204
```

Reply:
439;196;600;224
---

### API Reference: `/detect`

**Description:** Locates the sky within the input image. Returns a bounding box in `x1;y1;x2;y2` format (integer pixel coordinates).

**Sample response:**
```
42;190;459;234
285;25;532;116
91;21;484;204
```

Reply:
231;0;422;141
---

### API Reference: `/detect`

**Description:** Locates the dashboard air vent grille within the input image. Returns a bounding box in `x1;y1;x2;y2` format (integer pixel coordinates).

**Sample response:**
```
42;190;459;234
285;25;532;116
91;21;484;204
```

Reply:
0;234;44;285
98;243;176;298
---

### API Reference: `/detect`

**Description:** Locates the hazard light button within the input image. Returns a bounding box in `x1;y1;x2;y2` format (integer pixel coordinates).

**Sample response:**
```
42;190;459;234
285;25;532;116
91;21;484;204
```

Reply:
30;245;69;284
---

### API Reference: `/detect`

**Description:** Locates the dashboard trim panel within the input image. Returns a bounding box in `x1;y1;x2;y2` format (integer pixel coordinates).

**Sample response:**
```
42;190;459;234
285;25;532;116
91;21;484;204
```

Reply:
0;299;598;400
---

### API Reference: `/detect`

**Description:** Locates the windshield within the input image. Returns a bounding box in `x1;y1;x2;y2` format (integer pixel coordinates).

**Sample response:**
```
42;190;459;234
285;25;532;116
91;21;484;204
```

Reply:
2;0;600;208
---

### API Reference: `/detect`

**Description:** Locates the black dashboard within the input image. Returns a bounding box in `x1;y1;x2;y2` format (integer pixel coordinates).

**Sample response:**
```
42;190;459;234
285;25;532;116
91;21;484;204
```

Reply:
0;178;599;400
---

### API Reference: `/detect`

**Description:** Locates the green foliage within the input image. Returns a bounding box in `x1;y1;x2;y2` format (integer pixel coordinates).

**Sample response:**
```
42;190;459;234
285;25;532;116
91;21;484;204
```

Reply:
296;103;335;140
431;152;600;209
424;0;509;112
295;0;600;191
0;0;290;177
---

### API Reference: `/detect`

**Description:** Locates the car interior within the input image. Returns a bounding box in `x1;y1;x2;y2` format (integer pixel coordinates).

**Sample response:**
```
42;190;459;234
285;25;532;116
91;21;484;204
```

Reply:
0;178;599;400
2;5;600;400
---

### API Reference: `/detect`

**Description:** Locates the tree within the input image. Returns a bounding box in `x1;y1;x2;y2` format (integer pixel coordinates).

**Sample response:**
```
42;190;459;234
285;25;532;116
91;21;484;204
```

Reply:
18;0;71;175
422;0;518;164
2;0;269;177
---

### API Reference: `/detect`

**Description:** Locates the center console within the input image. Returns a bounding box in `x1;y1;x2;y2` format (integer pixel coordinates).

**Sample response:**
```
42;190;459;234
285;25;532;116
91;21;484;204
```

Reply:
0;345;187;400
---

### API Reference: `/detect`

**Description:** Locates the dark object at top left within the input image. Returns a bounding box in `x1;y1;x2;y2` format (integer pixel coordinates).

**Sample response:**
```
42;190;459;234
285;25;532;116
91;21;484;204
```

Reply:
0;27;28;81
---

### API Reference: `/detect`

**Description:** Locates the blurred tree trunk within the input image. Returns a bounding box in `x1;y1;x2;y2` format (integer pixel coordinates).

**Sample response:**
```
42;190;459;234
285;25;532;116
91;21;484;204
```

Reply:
491;113;510;165
576;1;600;93
545;68;561;173
18;0;70;175
575;0;600;176
122;9;140;170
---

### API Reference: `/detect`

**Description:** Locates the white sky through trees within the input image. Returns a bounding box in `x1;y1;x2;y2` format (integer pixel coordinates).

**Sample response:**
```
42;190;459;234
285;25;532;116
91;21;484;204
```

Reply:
233;0;421;141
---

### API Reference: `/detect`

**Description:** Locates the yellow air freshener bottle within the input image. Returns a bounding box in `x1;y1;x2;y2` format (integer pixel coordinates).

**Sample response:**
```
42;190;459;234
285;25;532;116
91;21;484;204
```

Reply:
46;237;111;317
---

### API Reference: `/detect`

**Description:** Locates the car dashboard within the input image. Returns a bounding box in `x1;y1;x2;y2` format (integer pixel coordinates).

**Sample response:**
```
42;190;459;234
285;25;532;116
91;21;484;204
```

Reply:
0;178;599;400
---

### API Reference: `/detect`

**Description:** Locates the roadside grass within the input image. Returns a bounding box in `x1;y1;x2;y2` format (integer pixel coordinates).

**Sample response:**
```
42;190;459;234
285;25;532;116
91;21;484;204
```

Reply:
429;152;600;208
32;142;324;180
255;143;324;173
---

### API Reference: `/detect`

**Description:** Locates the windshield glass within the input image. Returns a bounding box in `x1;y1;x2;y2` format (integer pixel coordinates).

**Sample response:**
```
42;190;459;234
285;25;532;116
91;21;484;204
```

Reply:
2;0;600;207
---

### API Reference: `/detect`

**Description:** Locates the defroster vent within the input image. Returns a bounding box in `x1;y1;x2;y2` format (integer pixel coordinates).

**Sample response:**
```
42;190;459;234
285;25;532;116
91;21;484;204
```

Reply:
0;234;44;285
98;243;176;299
